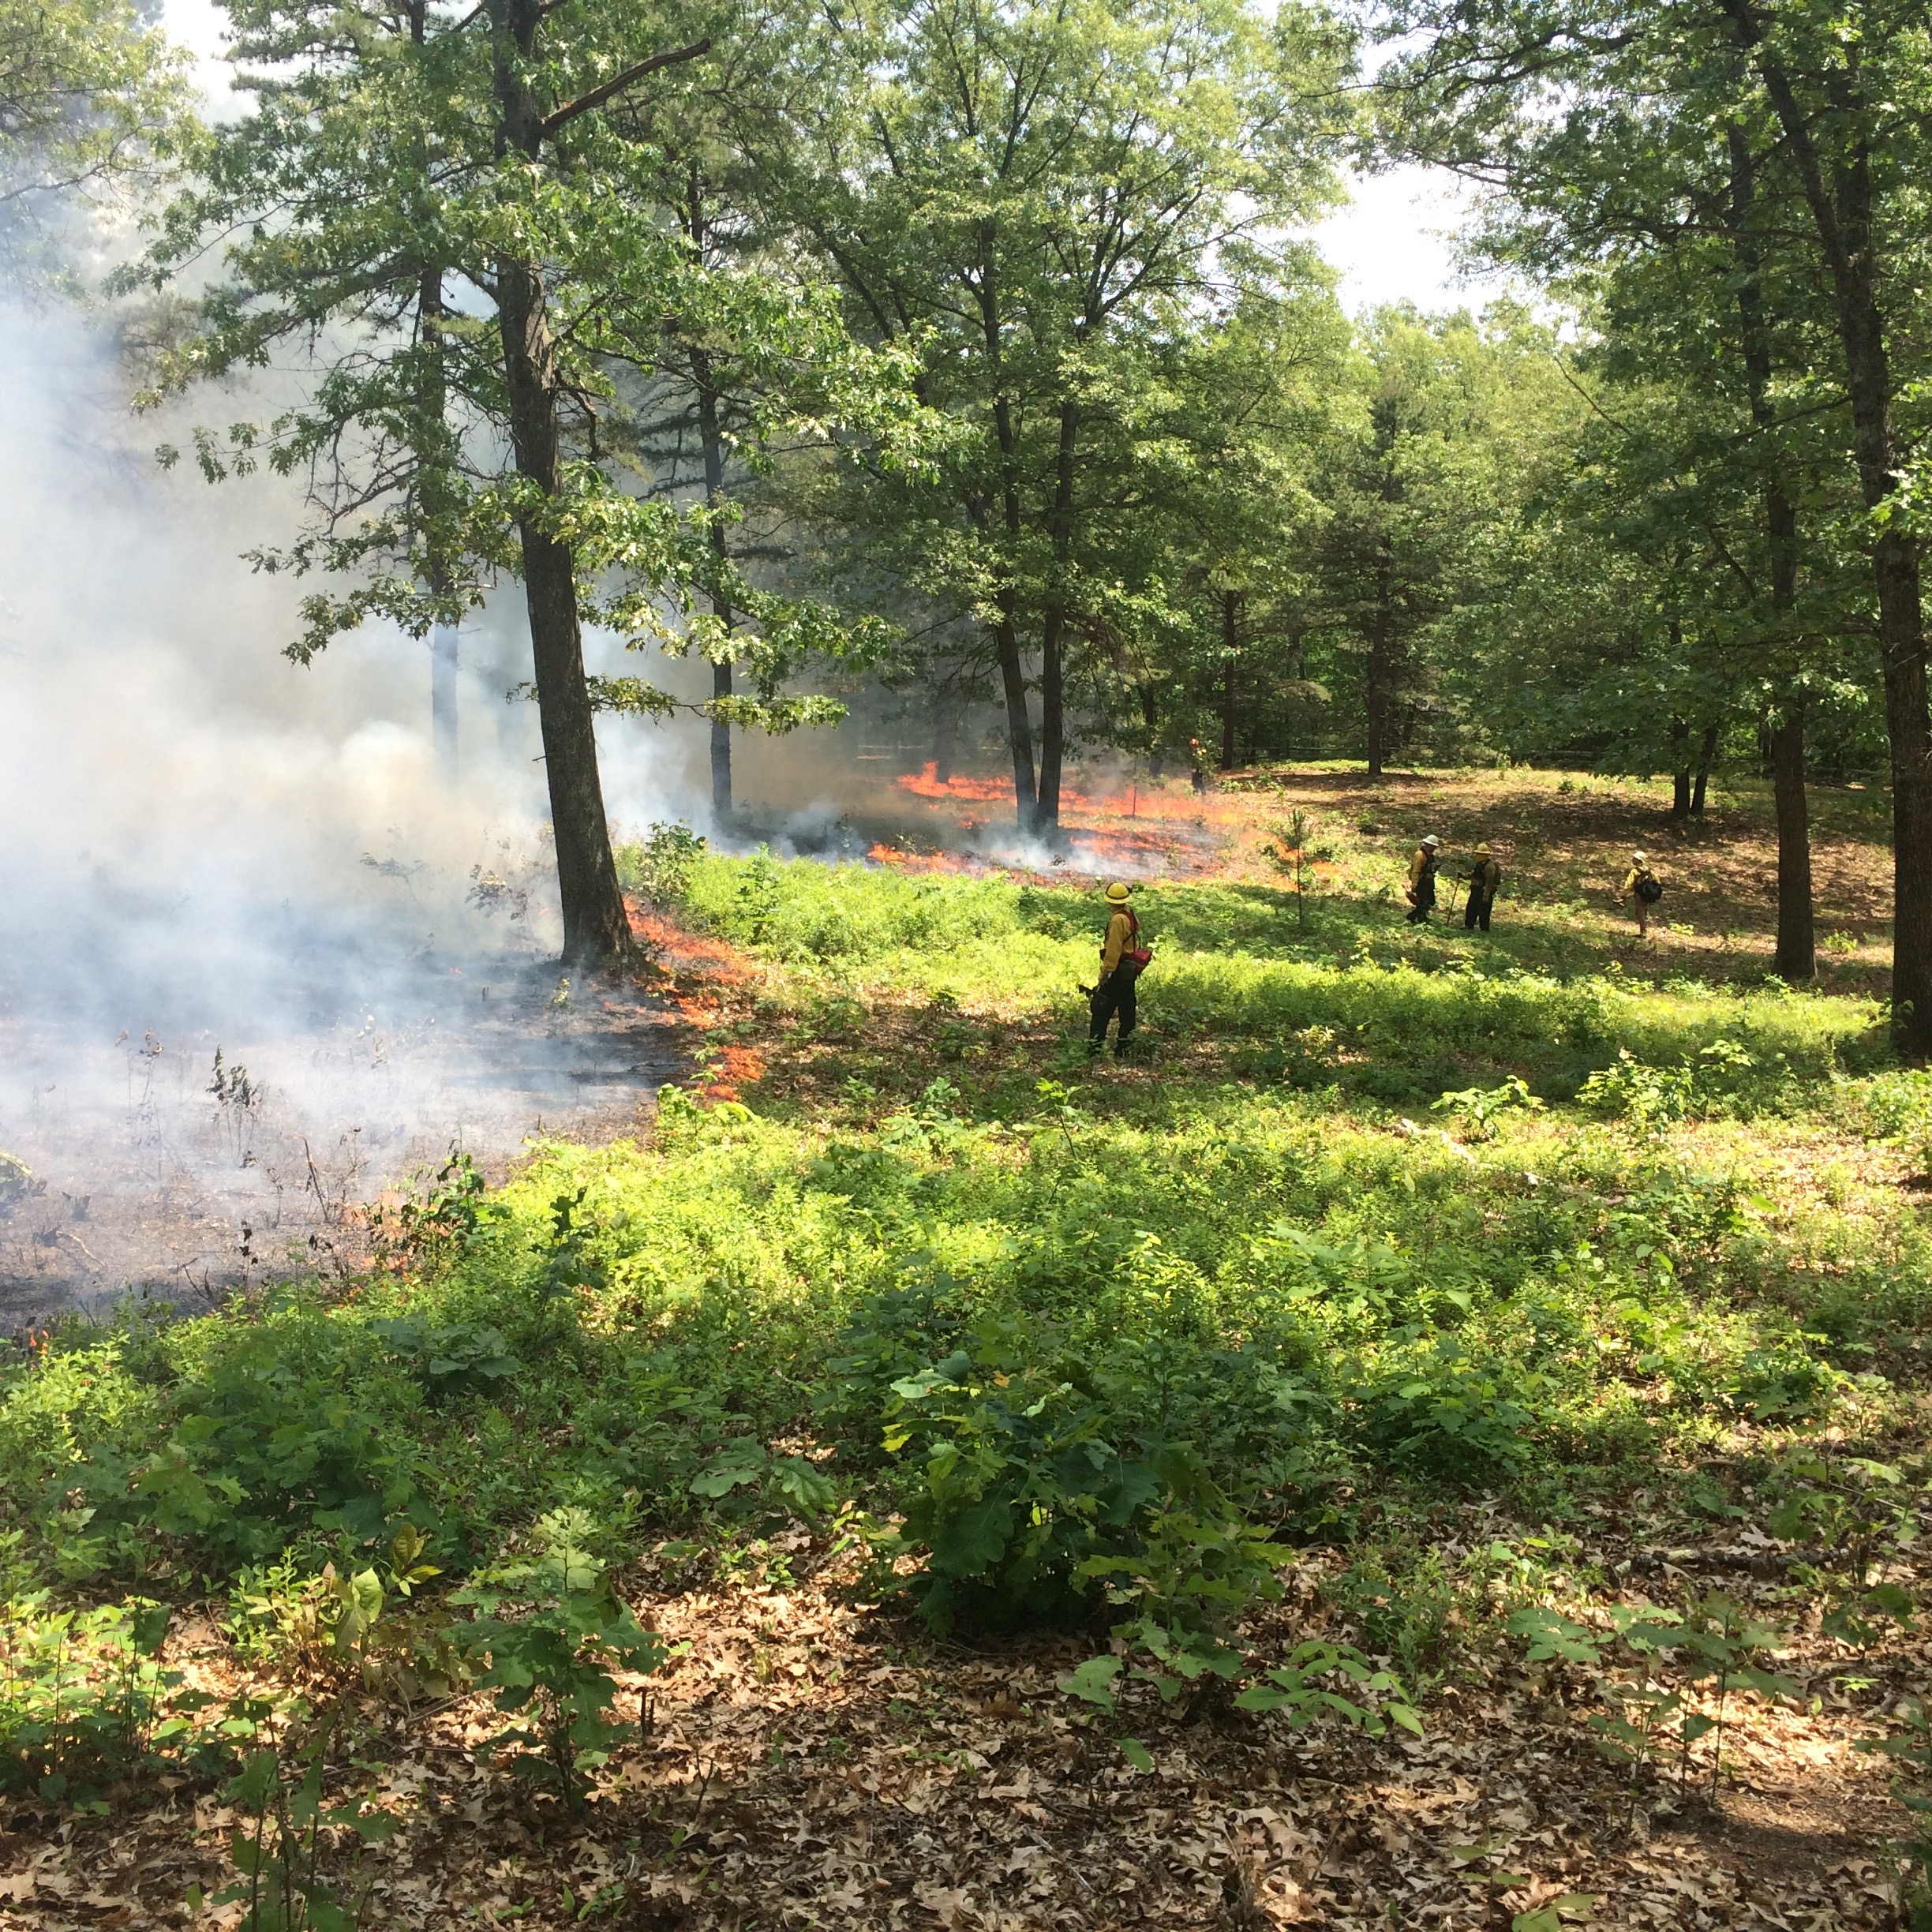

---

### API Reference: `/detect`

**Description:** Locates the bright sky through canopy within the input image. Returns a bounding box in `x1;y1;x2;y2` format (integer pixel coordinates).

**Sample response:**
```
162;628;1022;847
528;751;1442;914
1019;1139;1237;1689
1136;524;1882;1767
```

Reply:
1314;163;1504;313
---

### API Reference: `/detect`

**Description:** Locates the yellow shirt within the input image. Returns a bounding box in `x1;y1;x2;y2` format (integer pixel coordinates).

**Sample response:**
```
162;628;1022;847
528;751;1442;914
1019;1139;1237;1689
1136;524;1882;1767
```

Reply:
1408;847;1435;888
1100;909;1134;973
1622;867;1644;899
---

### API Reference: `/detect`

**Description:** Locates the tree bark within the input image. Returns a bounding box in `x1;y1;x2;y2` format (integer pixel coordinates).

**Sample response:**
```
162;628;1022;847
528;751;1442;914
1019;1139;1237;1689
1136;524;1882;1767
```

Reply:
973;234;1038;831
1692;726;1716;816
1672;707;1690;818
414;5;459;780
424;266;460;777
1366;538;1393;780
1727;8;1932;1046
689;167;736;828
1769;711;1814;979
1730;122;1812;979
491;0;634;967
1035;400;1078;833
992;597;1036;829
1220;590;1240;770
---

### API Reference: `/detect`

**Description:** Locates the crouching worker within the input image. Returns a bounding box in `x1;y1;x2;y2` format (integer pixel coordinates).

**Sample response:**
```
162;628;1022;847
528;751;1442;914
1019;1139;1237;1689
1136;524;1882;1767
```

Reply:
1405;834;1440;924
1465;843;1501;930
1088;882;1149;1058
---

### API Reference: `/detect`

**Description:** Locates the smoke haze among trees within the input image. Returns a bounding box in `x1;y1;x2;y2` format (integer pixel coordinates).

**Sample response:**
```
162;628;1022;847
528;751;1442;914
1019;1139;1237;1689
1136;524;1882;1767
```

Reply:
3;0;1930;1039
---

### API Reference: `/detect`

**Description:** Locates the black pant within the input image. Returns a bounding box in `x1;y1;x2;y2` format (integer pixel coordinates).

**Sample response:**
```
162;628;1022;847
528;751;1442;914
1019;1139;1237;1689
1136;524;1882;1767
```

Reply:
1089;969;1136;1054
1406;897;1433;925
1464;895;1492;931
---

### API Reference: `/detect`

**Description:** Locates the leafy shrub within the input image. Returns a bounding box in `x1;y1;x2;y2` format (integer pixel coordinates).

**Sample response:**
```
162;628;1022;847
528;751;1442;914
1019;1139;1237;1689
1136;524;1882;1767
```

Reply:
1433;1076;1543;1141
1063;1623;1420;1773
1728;1336;1842;1422
629;821;707;908
1765;1448;1918;1649
1351;1340;1539;1478
369;1316;516;1400
1331;1543;1470;1684
867;1316;1172;1632
451;1507;670;1810
1510;1591;1795;1810
229;1525;444;1685
194;1713;397;1932
1;1593;178;1801
368;1150;491;1275
1860;1695;1932;1927
1580;1036;1804;1126
1855;1069;1932;1178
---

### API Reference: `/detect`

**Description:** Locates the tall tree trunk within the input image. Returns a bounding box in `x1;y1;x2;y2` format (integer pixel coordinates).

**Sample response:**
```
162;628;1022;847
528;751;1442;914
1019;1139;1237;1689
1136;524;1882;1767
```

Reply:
974;238;1038;831
412;2;460;781
1035;401;1078;833
1730;12;1932;1047
1220;590;1240;769
992;597;1036;828
1770;713;1814;980
1692;726;1716;815
1366;541;1393;780
1671;705;1690;818
492;0;633;967
689;162;736;826
1730;123;1812;980
423;268;460;777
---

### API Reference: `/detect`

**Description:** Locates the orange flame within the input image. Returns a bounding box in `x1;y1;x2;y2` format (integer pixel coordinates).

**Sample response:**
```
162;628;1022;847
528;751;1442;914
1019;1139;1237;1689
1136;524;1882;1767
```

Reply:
895;763;1014;803
701;1043;766;1103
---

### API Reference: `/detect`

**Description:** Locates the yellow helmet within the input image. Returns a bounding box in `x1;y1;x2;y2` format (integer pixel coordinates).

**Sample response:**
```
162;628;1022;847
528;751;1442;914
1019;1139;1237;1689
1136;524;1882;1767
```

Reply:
1105;881;1132;903
1475;843;1492;857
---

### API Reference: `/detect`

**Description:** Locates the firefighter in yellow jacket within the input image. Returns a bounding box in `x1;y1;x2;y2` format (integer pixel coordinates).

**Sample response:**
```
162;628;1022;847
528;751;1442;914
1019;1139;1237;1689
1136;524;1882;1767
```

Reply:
1619;851;1662;937
1404;835;1440;924
1088;882;1144;1057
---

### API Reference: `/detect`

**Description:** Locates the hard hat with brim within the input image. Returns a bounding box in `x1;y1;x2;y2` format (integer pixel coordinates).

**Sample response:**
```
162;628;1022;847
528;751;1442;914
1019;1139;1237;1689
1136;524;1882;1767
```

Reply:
1633;851;1646;863
1475;843;1492;856
1421;834;1440;847
1105;882;1132;903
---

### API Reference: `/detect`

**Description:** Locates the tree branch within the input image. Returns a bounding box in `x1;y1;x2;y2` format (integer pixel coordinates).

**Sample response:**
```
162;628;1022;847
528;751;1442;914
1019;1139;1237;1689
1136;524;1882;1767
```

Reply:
539;39;710;140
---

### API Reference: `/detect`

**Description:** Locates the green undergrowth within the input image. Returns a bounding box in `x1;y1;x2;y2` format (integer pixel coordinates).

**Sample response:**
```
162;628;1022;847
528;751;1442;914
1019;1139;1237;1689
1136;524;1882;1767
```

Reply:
4;852;1929;1815
641;845;1881;1106
4;1073;1923;1591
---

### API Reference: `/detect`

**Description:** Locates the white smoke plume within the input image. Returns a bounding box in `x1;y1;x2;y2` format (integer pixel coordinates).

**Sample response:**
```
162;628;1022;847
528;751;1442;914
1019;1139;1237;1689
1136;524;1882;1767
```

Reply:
0;305;702;1324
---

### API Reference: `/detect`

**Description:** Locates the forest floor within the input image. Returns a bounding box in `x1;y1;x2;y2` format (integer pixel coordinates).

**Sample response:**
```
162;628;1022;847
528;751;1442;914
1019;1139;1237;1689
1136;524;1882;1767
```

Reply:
2;765;1928;1931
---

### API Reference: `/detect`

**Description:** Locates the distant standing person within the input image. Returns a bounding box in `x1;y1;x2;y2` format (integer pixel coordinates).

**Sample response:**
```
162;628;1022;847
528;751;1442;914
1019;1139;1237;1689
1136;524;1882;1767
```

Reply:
1088;882;1148;1058
1619;850;1663;937
1465;843;1502;930
1405;834;1440;925
1189;738;1208;796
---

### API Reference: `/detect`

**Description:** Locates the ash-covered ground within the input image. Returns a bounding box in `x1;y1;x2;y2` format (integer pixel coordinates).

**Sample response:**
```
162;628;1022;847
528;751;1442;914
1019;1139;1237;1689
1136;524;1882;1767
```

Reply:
0;936;680;1331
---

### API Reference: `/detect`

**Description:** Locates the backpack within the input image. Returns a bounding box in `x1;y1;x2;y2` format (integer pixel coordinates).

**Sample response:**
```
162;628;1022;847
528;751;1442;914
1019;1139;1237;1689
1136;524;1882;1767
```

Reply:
1636;870;1663;904
1114;908;1153;978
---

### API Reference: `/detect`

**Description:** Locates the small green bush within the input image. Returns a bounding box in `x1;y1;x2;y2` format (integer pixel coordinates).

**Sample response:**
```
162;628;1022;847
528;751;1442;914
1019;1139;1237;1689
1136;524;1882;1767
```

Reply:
1;1593;178;1801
